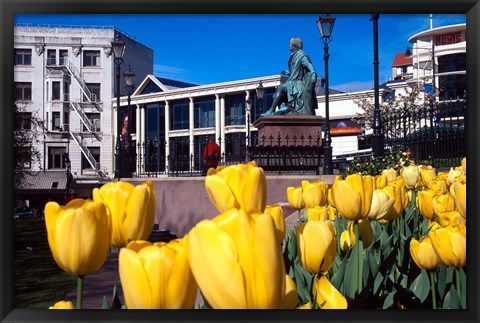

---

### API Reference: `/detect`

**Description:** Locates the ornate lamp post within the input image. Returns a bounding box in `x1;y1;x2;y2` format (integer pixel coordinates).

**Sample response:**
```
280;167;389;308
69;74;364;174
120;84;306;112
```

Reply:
256;81;265;114
123;65;135;178
111;32;126;178
317;14;336;175
371;14;384;156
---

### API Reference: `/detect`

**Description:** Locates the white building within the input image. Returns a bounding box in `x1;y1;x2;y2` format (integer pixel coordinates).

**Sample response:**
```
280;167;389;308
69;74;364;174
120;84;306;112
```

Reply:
14;24;153;196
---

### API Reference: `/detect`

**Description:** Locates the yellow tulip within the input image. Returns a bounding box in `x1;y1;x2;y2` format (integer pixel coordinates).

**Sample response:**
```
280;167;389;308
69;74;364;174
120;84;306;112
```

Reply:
331;174;373;221
382;168;397;183
119;238;197;309
453;182;466;219
427;179;448;195
381;184;408;221
374;175;388;189
282;274;300;309
401;165;420;189
438;211;466;226
461;157;466;173
419;167;437;187
49;300;75;309
188;208;285;308
347;219;374;248
417;190;436;220
432;193;455;216
448;167;464;185
92;181;155;248
312;274;348;309
367;190;395;221
44;199;111;277
327;188;335;208
307;205;329;221
327;205;337;221
287;185;305;210
301;180;328;208
264;204;286;243
429;224;466;267
296;220;336;274
409;236;441;271
436;172;449;184
297;302;311;309
204;161;266;215
388;177;406;188
339;229;353;251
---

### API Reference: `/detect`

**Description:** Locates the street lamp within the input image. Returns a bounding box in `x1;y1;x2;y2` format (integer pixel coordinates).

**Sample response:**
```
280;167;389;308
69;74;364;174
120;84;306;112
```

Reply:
123;65;135;178
371;14;384;156
111;32;126;178
256;81;265;114
245;98;253;160
317;14;336;175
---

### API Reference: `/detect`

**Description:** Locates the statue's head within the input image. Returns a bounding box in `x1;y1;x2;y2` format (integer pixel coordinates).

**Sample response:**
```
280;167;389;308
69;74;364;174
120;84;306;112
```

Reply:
289;38;303;50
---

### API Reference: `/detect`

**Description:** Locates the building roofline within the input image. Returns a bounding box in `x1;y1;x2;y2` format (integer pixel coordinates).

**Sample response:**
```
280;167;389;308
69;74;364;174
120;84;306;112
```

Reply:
408;23;466;43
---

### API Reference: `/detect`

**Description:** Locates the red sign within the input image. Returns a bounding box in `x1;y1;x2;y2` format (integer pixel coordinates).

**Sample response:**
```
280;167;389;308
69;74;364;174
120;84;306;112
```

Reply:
435;32;462;46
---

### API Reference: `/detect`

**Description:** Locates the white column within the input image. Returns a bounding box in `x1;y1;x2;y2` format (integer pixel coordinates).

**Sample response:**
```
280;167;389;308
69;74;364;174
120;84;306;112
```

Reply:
189;97;195;171
135;104;141;173
164;101;170;172
220;95;226;154
215;94;221;143
245;91;251;147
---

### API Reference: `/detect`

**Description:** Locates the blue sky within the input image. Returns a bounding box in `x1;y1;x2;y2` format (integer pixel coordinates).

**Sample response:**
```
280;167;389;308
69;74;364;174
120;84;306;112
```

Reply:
15;14;466;92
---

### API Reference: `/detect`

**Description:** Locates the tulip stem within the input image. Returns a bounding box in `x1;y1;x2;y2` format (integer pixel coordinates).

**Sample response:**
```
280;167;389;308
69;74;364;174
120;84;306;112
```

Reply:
77;276;84;309
429;271;437;309
354;222;361;297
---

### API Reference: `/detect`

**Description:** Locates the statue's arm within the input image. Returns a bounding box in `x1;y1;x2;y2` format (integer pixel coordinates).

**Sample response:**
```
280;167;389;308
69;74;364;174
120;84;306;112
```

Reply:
302;56;317;83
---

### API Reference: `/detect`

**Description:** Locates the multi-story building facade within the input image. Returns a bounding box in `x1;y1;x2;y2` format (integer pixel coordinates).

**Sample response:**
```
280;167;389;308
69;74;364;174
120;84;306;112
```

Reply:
14;24;152;199
406;23;466;101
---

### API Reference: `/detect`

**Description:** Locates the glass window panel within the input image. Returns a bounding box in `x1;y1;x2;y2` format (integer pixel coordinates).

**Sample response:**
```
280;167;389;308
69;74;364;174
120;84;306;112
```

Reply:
14;49;32;65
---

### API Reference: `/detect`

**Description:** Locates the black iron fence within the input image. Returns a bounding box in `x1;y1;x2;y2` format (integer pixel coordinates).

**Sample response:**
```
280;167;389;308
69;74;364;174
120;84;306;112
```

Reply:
134;133;324;178
131;99;466;178
382;99;466;167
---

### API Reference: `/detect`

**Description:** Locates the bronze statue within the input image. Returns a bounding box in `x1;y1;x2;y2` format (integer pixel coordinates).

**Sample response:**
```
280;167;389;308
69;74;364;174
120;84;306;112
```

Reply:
262;38;318;116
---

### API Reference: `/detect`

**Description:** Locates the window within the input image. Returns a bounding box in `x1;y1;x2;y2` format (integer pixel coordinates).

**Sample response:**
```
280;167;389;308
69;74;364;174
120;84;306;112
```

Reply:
48;147;67;169
47;49;56;66
83;50;100;67
14;112;32;130
83;113;101;132
64;82;70;101
52;112;61;131
14;146;32;169
83;83;100;102
52;81;60;100
14;82;32;101
171;100;189;130
81;147;100;170
63;111;70;131
225;94;246;126
14;49;32;65
194;97;215;128
59;49;68;65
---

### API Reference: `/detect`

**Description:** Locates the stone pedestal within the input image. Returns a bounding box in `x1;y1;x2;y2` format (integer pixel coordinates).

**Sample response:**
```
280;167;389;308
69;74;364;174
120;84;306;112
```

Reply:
252;115;325;146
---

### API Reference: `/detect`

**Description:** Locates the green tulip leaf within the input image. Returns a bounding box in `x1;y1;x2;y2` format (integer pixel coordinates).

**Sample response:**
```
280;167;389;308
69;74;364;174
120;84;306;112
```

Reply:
437;265;447;299
344;239;363;300
330;248;349;291
368;249;379;278
373;271;384;295
460;267;466;309
442;285;460;309
410;269;429;302
382;290;396;309
102;296;110;309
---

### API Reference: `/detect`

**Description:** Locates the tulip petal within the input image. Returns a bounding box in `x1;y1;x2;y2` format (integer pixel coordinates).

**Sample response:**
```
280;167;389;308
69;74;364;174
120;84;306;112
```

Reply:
205;173;238;213
188;219;246;308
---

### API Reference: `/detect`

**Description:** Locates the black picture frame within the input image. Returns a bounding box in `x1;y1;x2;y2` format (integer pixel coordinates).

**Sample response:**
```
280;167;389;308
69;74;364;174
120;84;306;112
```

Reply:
1;1;479;322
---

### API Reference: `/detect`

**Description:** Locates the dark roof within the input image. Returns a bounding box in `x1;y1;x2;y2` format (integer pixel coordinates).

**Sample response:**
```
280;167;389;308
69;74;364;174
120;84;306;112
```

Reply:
14;171;68;192
154;77;198;89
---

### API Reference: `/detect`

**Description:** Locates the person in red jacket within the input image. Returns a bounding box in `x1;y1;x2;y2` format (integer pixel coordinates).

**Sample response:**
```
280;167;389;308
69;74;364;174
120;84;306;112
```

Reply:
202;140;220;175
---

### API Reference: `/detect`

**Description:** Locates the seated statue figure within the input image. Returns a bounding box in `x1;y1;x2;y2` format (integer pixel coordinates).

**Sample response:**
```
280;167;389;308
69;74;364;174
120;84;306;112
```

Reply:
262;37;318;116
